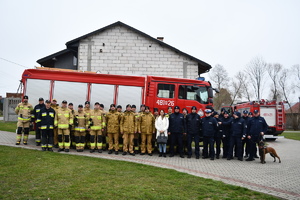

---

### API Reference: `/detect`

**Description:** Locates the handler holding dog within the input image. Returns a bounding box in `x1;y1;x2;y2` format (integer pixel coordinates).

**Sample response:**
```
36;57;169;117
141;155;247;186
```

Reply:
246;110;268;161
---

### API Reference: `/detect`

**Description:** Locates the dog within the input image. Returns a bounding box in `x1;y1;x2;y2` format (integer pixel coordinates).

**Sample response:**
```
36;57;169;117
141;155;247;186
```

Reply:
258;141;281;164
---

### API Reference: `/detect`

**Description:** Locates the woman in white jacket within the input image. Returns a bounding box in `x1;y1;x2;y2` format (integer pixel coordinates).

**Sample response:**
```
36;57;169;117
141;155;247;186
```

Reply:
155;109;169;157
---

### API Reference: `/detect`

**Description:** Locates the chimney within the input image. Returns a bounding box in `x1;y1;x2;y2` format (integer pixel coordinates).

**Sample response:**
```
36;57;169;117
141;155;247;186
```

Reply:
157;37;164;42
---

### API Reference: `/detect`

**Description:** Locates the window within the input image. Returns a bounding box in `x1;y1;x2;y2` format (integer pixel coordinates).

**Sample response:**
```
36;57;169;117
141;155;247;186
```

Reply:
178;85;208;104
157;84;175;98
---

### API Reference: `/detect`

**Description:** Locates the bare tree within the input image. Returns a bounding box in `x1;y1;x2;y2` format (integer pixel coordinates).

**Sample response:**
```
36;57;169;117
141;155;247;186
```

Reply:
208;64;230;110
292;64;300;90
240;72;252;101
278;68;299;130
208;64;229;91
245;56;267;100
267;63;282;100
229;71;244;106
213;88;232;111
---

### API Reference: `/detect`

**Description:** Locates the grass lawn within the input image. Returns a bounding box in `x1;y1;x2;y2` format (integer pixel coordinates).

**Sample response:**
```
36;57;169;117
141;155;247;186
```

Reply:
0;146;278;200
282;131;300;141
0;121;35;134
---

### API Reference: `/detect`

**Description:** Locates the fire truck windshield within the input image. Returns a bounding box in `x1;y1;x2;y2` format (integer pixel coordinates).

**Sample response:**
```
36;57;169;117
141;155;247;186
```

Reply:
178;85;209;104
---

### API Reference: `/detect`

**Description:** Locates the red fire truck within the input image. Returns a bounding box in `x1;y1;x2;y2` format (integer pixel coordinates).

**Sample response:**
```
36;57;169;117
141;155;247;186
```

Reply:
21;68;214;115
223;99;285;140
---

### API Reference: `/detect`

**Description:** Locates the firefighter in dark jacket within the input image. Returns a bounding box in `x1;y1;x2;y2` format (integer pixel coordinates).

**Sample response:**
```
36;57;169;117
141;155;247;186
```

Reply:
201;109;218;160
186;106;201;159
33;97;45;146
37;100;55;151
168;106;186;158
227;111;246;161
220;111;232;158
246;109;268;161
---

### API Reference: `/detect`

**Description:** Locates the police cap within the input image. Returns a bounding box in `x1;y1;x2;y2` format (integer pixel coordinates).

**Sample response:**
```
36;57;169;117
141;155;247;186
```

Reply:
204;109;212;113
174;106;180;110
62;100;67;104
78;104;83;108
131;105;136;108
85;101;90;105
191;106;197;110
23;95;28;99
39;97;44;101
68;102;73;106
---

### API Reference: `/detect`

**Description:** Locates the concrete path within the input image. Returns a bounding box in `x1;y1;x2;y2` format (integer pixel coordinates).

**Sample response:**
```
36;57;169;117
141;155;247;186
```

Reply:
1;130;300;199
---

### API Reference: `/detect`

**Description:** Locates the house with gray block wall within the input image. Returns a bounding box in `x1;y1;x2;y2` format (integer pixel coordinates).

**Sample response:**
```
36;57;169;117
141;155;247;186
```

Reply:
37;21;211;79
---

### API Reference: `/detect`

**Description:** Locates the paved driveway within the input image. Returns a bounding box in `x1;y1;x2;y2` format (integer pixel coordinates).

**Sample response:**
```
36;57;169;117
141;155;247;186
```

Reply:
1;130;299;199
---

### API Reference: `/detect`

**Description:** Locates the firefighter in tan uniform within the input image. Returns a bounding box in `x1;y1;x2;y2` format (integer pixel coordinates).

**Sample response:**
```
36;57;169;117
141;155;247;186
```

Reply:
74;104;88;152
54;100;73;152
68;102;76;148
106;104;122;155
51;99;60;148
117;105;124;151
120;104;137;156
15;95;34;145
131;105;140;154
100;104;108;151
89;102;106;153
84;101;92;149
138;106;156;156
152;108;159;152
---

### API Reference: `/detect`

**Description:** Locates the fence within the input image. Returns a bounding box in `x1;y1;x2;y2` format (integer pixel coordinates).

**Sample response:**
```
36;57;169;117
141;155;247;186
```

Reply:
3;98;21;122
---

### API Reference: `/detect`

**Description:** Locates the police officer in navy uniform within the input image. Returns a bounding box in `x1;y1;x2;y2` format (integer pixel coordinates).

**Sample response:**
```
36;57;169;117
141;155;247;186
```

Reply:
220;111;232;158
227;111;246;161
213;111;222;159
186;106;201;159
246;109;268;161
242;110;250;158
201;109;218;160
168;106;186;158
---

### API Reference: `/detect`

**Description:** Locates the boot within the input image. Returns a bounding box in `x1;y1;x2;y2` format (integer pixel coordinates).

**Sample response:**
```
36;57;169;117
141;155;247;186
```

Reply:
163;153;166;157
159;153;162;157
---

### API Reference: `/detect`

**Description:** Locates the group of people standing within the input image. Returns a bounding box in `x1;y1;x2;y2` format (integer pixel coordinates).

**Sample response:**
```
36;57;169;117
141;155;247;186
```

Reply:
14;95;268;161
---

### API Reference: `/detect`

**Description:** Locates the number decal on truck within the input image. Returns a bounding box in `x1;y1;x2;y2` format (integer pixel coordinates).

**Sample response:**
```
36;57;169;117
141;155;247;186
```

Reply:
156;100;174;106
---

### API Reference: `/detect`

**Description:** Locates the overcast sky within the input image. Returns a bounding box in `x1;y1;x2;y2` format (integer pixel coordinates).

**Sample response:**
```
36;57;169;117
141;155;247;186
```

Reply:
0;0;299;101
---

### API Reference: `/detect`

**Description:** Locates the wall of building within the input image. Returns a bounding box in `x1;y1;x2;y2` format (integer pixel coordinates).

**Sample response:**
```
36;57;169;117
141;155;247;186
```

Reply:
77;25;199;79
54;51;77;70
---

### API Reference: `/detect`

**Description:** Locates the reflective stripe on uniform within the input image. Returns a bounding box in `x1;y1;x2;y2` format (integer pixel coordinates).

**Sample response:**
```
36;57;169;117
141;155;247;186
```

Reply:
75;127;86;131
91;126;101;130
58;124;69;129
